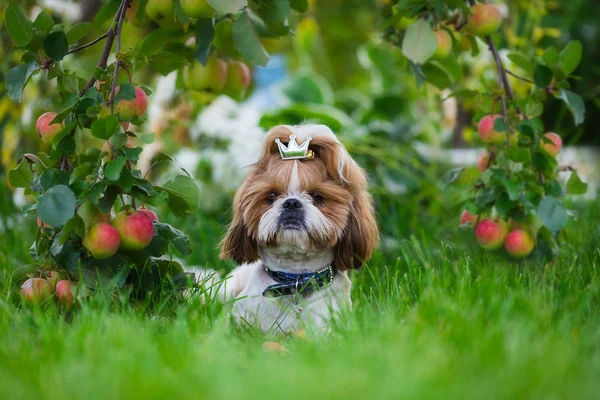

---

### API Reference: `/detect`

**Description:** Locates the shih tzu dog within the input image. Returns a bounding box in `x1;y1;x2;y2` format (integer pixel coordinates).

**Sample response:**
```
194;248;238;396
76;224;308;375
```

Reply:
202;124;379;334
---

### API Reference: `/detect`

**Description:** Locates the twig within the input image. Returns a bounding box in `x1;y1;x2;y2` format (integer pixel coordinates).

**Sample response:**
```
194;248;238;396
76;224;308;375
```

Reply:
463;0;520;151
107;0;137;211
80;1;127;95
505;69;535;85
67;32;109;55
109;1;128;114
557;165;575;172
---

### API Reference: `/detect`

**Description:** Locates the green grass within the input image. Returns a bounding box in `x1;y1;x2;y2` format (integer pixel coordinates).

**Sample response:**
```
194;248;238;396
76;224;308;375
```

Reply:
0;201;599;399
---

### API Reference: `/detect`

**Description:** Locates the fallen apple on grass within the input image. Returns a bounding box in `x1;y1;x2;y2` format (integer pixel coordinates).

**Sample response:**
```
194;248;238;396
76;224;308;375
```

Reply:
20;278;52;304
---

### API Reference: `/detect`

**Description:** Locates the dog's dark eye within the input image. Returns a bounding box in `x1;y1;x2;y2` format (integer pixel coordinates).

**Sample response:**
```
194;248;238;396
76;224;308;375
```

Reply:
266;191;278;202
309;192;324;203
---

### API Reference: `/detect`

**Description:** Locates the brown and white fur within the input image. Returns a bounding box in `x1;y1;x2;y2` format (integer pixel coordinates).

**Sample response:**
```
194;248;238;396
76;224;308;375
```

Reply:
199;124;378;334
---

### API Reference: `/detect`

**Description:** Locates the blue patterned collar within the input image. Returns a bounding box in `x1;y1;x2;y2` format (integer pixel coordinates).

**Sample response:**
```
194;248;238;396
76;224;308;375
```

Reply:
262;264;336;298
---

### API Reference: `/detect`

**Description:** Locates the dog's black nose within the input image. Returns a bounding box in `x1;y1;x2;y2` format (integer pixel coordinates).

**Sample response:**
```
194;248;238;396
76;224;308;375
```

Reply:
282;198;303;209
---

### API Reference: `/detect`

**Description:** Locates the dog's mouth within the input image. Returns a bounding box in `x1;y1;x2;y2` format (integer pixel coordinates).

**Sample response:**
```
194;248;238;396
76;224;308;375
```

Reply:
279;217;305;231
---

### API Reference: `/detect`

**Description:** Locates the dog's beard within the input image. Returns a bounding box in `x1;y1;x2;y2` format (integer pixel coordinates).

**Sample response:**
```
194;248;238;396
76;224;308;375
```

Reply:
257;199;337;253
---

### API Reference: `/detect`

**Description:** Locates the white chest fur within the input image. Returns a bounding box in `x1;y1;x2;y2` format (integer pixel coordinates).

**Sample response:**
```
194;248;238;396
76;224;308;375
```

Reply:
227;262;352;334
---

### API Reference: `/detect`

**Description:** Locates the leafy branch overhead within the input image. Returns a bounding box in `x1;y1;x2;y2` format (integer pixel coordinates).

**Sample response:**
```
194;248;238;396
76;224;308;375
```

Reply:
390;0;587;260
4;0;305;304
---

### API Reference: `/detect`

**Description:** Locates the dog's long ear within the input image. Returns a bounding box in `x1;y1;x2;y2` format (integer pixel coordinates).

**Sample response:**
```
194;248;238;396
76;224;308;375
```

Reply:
220;180;259;264
333;160;379;270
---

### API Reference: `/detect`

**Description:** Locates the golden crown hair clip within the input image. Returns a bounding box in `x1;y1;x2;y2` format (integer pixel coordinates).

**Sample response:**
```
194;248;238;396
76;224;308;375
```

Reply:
275;134;314;160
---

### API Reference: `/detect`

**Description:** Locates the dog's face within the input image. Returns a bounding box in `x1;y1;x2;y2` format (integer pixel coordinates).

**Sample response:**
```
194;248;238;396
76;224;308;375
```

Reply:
220;125;379;270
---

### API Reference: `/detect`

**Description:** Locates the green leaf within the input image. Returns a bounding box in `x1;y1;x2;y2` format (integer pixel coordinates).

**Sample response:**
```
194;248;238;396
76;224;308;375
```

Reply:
507;52;533;75
421;63;452;89
33;11;55;35
134;28;175;57
94;0;120;27
91;116;120;140
508;148;531;163
8;162;34;188
97;185;120;214
43;31;69;61
493;116;509;133
559;40;582;76
534;64;552;88
558;89;585;126
145;51;188;75
137;133;156;144
537;197;568;233
37;185;77;228
566;170;588;195
11;263;41;282
233;10;270;67
257;0;290;35
122;147;143;163
159;175;200;218
104;156;128;181
173;0;191;24
494;193;516;218
524;100;543;118
6;62;39;102
207;0;247;14
542;47;559;68
401;19;436;65
6;2;34;47
545;180;563;197
66;22;92;44
499;178;520;201
438;167;463;189
290;0;308;12
193;18;215;66
475;187;496;208
55;134;76;155
114;83;136;102
154;222;192;255
50;239;80;272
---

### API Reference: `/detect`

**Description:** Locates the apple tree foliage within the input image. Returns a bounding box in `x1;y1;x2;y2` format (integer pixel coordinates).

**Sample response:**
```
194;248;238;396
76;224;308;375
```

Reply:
4;0;302;300
383;0;587;259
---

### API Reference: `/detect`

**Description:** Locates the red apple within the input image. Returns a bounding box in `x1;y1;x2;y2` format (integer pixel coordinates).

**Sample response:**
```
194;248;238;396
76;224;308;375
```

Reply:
433;30;452;59
37;217;53;229
477;152;491;173
475;218;508;250
115;86;148;121
55;280;75;308
180;0;215;18
36;112;65;144
468;4;502;37
541;132;562;157
113;211;155;250
478;114;506;144
505;229;535;258
223;60;251;98
460;210;478;226
83;222;121;259
20;278;52;303
138;207;159;222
